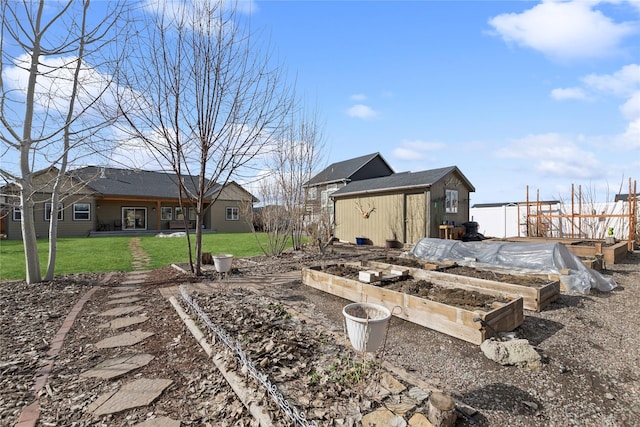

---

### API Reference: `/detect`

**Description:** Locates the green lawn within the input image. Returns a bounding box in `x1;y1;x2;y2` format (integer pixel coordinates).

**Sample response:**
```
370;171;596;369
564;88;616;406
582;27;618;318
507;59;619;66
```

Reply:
0;233;274;281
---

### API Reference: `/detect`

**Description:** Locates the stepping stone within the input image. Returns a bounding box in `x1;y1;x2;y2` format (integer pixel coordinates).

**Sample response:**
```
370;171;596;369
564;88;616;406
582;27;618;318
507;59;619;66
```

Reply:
121;279;146;285
408;387;430;403
81;353;154;379
385;396;417;416
380;372;407;394
95;329;154;349
133;417;180;427
408;413;432;427
99;305;143;317
98;315;149;330
113;285;140;290
361;408;406;427
110;291;142;299
107;297;142;305
87;378;173;416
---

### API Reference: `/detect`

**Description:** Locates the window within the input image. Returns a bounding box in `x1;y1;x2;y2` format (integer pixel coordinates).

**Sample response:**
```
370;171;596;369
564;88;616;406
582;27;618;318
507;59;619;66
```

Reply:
161;207;173;220
73;203;91;220
12;204;21;221
445;189;458;214
226;206;239;221
174;207;184;220
45;202;63;221
188;207;197;221
308;187;317;200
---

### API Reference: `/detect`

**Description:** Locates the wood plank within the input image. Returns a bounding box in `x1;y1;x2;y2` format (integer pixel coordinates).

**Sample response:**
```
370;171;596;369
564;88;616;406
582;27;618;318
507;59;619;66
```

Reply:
302;266;523;345
357;260;558;312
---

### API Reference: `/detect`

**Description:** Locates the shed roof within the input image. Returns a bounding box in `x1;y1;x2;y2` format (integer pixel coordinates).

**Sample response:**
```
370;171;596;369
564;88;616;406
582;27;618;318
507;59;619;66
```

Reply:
304;152;393;186
331;166;475;197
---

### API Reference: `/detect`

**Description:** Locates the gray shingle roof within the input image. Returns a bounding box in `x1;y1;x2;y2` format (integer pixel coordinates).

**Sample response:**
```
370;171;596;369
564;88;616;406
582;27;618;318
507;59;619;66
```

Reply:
70;166;220;199
331;166;475;197
305;152;391;186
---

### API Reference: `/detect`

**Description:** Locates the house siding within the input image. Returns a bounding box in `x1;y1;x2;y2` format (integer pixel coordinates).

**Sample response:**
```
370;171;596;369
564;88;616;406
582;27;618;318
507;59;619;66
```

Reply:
334;192;405;245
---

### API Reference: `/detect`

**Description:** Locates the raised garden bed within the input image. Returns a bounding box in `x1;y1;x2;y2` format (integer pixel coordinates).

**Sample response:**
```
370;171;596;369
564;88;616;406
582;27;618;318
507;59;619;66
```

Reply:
563;240;629;265
302;265;524;345
364;259;560;312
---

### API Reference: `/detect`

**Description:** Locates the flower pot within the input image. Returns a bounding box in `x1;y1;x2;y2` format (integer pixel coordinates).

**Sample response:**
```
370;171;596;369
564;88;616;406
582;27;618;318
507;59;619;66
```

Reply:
342;302;391;352
212;254;233;273
355;237;367;246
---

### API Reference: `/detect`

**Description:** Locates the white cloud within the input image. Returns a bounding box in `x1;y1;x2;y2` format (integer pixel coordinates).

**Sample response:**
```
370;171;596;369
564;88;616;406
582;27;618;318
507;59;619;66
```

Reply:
582;64;640;97
550;87;590;101
620;91;640;120
496;133;602;179
392;140;446;161
346;104;378;120
349;93;367;102
488;1;637;61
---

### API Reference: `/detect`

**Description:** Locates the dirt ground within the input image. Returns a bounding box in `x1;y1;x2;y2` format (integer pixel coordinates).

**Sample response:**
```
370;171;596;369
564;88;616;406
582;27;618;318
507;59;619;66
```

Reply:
1;244;639;426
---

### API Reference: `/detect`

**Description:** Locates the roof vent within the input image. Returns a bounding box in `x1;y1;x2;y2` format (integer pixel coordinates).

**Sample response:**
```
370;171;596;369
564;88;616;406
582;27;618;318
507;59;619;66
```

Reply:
99;167;106;179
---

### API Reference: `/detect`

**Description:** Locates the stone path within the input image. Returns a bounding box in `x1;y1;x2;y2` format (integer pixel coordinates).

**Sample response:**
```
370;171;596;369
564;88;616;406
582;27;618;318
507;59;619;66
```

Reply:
18;239;466;426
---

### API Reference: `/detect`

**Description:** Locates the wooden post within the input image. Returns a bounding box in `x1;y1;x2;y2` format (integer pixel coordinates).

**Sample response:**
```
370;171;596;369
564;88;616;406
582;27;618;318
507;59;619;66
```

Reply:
428;391;457;427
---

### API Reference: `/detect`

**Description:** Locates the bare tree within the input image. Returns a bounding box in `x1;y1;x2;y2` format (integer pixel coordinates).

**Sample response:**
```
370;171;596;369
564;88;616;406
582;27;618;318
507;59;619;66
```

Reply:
254;105;324;255
117;0;293;274
0;0;130;283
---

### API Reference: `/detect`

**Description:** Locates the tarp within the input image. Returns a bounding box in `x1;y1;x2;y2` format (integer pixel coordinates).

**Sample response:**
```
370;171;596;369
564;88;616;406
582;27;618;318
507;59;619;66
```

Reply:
409;238;616;294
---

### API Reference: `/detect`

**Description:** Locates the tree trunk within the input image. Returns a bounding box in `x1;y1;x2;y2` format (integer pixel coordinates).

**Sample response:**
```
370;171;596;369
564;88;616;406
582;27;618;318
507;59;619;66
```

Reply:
20;191;41;284
427;391;457;427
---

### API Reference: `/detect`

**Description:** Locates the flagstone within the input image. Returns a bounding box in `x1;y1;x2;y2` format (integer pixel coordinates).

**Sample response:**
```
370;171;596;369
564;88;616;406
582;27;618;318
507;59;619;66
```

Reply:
408;413;433;427
107;297;143;305
110;291;142;299
98;305;143;317
361;408;406;427
81;353;154;379
95;329;154;349
133;416;181;427
98;315;149;330
88;378;173;416
380;372;407;394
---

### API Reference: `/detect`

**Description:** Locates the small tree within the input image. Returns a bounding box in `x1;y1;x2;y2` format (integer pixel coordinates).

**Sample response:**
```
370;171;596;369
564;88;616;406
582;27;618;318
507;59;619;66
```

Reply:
0;0;130;283
118;0;293;274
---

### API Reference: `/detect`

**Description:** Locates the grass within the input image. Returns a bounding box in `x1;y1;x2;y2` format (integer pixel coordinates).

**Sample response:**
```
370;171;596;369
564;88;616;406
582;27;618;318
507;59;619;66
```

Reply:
0;232;277;281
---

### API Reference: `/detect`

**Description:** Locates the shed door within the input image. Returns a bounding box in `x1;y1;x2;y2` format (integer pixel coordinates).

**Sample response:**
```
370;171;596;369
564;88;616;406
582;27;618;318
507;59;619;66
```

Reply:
405;193;425;244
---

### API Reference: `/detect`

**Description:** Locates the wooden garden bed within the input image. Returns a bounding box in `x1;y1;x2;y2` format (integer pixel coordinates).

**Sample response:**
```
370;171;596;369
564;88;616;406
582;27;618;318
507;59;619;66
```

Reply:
301;265;524;345
357;260;559;312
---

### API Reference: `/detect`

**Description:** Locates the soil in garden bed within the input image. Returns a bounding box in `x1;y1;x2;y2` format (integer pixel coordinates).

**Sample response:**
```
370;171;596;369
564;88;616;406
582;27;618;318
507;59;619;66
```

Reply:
321;265;509;312
373;258;556;289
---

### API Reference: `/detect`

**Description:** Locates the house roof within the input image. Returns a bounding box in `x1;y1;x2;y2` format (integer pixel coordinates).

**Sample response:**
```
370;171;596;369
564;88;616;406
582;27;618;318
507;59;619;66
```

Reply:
331;166;475;197
614;193;639;202
304;152;393;186
471;200;561;208
70;166;221;199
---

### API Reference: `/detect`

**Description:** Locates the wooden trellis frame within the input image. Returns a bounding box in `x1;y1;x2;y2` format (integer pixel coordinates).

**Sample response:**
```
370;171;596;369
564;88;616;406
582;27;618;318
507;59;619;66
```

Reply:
520;179;638;251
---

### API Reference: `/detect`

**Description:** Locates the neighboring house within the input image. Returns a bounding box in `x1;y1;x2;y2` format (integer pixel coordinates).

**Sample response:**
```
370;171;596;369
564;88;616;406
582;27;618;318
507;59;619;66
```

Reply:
303;152;394;222
331;166;475;245
2;166;257;239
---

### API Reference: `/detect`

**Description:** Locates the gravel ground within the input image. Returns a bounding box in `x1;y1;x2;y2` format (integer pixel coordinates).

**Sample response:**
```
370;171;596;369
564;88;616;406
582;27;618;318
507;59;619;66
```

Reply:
1;244;638;426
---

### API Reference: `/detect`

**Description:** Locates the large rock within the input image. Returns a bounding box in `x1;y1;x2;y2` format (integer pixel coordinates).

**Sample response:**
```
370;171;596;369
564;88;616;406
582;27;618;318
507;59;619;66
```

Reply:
480;338;541;369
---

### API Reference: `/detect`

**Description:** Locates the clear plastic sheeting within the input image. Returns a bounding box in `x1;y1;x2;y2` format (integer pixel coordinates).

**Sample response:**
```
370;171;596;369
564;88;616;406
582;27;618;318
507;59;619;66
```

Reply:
409;238;617;294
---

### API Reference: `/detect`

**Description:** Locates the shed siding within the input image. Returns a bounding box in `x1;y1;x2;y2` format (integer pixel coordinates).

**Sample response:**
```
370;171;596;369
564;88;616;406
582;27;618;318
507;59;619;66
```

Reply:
335;193;405;246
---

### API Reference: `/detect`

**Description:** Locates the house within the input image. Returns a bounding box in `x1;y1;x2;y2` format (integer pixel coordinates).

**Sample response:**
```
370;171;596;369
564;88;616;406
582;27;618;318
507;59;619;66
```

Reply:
2;166;257;239
303;152;394;222
331;166;475;245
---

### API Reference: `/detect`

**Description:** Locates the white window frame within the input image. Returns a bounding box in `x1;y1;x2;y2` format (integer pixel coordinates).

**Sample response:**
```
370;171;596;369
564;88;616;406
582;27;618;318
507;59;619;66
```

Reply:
12;203;21;221
188;207;197;221
308;187;317;200
161;207;173;220
45;202;64;221
445;189;459;214
73;203;91;221
226;206;239;221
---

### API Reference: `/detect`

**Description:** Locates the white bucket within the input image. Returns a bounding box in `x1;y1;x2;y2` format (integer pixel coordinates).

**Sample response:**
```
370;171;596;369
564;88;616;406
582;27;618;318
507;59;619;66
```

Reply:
342;302;391;352
212;254;233;273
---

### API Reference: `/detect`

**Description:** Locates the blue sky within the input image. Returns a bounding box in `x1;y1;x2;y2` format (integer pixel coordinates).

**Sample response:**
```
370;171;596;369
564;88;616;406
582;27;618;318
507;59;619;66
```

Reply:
2;0;639;204
247;0;640;203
